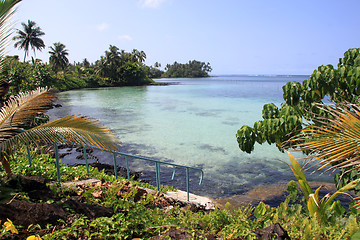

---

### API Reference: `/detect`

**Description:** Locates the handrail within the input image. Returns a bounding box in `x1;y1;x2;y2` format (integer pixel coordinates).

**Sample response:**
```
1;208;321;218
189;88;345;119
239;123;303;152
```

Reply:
28;143;204;201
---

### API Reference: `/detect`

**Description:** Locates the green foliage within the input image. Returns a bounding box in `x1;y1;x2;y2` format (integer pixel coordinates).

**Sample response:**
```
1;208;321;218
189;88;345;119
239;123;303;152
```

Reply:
118;61;152;86
48;42;69;72
162;60;212;78
0;56;55;95
94;45;151;87
13;19;45;62
237;48;360;154
336;168;360;195
287;152;359;226
0;148;96;181
1;44;212;93
0;147;173;194
146;65;164;78
1;149;360;239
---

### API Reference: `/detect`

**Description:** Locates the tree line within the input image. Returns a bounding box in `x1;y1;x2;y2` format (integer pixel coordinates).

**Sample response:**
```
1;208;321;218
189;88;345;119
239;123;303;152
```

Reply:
3;19;212;95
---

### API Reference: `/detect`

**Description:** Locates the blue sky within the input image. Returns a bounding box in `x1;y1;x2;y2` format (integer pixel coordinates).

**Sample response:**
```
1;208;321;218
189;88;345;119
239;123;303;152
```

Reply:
8;0;360;75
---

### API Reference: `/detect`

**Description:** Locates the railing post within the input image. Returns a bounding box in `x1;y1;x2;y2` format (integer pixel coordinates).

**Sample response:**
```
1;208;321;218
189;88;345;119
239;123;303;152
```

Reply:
26;146;32;166
171;166;176;180
155;162;160;191
54;143;61;184
186;168;190;201
112;152;118;179
50;143;204;198
83;146;89;173
125;156;130;180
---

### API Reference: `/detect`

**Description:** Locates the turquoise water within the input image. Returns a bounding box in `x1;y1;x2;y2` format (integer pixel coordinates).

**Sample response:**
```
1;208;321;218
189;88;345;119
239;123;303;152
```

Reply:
48;75;333;197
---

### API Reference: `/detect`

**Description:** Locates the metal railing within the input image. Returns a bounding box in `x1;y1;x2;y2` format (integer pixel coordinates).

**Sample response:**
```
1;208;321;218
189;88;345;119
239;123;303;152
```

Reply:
26;144;204;201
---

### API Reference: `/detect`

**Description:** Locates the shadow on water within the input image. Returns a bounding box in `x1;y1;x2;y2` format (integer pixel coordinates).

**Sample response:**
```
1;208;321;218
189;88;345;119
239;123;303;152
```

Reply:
58;142;335;202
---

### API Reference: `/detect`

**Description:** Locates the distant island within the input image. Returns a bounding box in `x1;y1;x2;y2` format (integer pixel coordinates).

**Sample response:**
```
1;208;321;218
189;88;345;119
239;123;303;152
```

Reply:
150;60;212;78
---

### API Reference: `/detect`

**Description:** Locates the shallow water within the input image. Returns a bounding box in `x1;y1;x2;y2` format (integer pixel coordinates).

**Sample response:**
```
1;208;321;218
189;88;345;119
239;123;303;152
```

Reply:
47;75;334;198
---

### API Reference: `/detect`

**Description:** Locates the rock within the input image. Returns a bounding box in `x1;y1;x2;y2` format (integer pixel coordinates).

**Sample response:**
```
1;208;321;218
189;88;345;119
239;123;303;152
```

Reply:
164;190;215;211
0;199;68;227
254;223;291;240
63;196;114;218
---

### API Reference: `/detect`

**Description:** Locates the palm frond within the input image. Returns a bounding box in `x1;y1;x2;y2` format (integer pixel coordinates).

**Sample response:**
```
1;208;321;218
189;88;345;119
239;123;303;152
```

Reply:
289;103;360;173
0;87;55;141
0;114;119;152
0;0;21;68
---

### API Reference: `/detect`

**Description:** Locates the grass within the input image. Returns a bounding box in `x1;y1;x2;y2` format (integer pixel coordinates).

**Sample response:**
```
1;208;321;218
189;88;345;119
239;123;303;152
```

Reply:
1;147;360;239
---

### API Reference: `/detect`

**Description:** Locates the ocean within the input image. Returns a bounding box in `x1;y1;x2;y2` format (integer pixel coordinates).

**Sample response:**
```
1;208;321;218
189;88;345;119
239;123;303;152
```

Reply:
47;75;334;198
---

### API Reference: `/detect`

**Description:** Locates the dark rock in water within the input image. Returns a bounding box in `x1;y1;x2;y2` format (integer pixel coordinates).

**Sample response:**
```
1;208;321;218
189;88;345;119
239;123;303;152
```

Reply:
213;181;354;210
75;145;93;153
254;223;291;240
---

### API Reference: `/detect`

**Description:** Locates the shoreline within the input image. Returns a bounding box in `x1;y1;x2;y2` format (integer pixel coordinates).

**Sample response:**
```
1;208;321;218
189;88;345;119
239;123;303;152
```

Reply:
68;160;352;210
52;144;352;209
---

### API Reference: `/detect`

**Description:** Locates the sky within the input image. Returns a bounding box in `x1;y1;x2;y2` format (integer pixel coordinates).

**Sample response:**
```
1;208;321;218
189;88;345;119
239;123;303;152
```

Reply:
7;0;360;75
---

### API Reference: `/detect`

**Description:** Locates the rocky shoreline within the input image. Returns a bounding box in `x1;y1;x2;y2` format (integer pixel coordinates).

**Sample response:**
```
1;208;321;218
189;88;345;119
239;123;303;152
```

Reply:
49;143;354;210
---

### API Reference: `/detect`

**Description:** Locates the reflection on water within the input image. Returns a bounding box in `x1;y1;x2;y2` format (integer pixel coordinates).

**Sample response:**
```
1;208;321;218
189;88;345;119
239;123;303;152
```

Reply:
47;75;334;198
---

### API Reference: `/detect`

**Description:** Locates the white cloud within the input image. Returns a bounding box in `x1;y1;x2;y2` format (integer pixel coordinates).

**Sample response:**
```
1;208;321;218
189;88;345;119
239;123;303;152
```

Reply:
96;22;109;31
138;0;166;8
118;35;133;41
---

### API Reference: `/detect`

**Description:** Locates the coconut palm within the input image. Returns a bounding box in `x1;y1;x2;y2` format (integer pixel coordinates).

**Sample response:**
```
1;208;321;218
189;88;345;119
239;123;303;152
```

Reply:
0;1;118;174
131;49;146;63
48;42;69;72
13;19;45;62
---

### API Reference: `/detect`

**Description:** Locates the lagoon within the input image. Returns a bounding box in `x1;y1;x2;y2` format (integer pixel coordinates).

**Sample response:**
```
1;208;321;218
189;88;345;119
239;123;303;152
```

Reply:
47;75;334;198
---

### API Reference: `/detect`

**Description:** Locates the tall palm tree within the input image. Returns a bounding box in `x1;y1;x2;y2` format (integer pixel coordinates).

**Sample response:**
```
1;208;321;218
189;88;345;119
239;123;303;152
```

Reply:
13;19;45;62
0;1;118;174
48;42;69;72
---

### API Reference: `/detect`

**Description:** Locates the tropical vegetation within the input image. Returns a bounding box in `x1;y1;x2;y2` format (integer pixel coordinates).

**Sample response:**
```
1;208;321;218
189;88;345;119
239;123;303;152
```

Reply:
48;42;69;72
162;60;212;78
236;48;360;188
0;0;118;175
1;150;360;239
1;47;212;95
13;19;45;62
236;48;360;155
0;0;359;239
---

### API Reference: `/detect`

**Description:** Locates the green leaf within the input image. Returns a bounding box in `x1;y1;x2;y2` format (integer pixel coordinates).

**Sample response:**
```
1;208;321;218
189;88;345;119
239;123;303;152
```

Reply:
254;202;267;219
351;229;360;240
307;193;319;217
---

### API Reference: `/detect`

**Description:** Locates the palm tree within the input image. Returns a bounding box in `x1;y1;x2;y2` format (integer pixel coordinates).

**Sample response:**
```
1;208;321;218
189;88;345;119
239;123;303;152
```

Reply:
48;42;69;72
105;45;121;65
138;50;146;63
13;19;45;62
154;62;161;68
131;49;146;63
0;88;118;174
0;1;118;174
